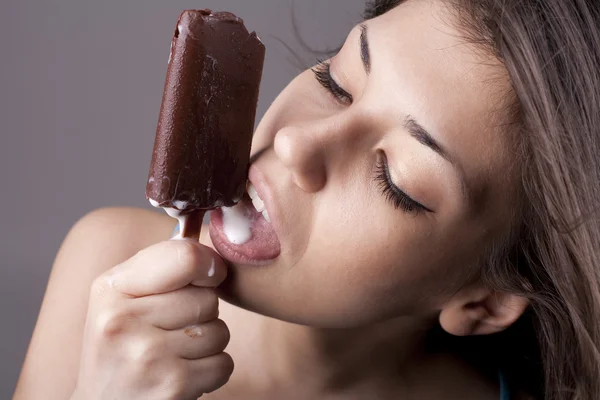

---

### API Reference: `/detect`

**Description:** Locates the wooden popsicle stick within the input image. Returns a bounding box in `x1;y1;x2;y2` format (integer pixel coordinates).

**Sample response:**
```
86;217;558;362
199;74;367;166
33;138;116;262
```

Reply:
180;210;205;241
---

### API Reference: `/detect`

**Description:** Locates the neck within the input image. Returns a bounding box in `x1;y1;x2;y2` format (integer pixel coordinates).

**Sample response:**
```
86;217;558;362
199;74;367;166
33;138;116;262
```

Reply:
238;309;438;394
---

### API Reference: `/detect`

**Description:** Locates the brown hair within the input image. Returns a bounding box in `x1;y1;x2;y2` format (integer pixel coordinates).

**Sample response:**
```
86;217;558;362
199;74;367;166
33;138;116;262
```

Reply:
365;1;600;399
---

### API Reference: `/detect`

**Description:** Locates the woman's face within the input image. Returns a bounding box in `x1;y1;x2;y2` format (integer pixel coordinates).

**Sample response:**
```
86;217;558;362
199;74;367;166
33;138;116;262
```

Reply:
210;0;519;328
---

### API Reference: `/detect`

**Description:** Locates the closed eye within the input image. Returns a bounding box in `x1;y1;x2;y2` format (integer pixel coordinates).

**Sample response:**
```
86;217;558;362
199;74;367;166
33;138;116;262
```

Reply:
312;60;353;105
375;153;433;214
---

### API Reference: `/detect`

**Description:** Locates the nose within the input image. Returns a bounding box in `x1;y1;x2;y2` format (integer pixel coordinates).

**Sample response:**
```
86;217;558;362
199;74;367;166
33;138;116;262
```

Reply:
273;125;326;192
273;115;363;193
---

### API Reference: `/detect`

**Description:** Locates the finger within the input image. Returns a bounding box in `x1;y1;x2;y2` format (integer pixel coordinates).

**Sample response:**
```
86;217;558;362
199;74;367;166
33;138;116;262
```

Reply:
168;319;230;360
180;352;234;398
105;240;228;297
134;286;219;330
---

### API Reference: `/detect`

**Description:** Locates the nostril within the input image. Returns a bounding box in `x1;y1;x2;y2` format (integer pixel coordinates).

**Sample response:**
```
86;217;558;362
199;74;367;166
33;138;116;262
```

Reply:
291;168;327;194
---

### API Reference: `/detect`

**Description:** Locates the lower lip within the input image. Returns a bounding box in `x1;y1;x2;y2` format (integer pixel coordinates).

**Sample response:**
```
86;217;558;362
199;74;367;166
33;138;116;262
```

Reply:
209;205;281;265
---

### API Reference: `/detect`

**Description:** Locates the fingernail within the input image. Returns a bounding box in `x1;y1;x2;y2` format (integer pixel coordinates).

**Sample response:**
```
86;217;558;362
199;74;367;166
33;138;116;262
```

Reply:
184;325;204;338
208;258;215;277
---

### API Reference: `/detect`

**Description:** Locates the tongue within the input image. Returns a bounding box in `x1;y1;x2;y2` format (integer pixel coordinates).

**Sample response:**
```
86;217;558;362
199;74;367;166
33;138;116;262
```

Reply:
213;198;281;260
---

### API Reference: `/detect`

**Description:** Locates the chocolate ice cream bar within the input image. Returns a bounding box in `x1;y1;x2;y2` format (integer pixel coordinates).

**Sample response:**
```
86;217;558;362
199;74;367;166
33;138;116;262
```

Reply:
146;9;265;238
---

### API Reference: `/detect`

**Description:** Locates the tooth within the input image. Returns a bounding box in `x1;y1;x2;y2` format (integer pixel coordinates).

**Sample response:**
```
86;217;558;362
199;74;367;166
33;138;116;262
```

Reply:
262;210;270;222
248;183;258;200
252;196;265;212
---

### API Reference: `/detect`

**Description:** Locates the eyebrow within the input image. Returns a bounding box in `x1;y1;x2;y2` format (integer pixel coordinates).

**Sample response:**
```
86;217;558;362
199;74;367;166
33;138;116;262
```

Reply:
405;116;471;201
360;24;371;75
359;26;450;162
403;116;454;165
360;25;468;200
361;26;453;163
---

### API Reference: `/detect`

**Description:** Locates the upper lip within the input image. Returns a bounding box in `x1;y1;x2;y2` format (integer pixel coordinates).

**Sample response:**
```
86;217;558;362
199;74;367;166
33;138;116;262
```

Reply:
248;164;281;240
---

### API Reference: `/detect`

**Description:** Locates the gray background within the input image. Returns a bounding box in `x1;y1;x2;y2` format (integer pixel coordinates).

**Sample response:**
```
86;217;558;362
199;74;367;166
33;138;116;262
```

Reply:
0;0;365;397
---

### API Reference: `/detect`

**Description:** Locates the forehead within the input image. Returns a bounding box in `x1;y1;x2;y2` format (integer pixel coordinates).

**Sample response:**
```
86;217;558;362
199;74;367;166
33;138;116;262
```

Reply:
363;0;517;195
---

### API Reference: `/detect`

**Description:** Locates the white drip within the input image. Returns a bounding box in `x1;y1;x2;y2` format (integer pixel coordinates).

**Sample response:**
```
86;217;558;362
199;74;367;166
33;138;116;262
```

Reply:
208;258;215;277
149;198;189;240
221;203;252;245
149;197;253;244
173;200;188;210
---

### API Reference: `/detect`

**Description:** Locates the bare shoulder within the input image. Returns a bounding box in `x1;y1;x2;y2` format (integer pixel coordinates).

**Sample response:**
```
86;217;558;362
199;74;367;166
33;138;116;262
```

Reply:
65;207;176;259
13;207;176;400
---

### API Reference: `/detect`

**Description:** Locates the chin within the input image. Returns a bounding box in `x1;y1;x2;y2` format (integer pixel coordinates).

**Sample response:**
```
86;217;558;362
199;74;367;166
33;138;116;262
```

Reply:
214;271;393;329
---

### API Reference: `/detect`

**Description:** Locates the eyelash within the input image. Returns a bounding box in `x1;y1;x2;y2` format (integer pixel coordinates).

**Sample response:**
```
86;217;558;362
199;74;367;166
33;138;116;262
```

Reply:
312;60;353;105
312;59;428;215
375;155;431;214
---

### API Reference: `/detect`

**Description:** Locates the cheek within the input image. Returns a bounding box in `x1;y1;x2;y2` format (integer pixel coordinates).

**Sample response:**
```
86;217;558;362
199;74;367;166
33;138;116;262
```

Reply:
298;187;469;321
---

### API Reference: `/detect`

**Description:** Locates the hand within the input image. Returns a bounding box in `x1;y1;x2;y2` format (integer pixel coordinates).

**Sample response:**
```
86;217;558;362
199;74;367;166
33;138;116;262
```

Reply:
72;239;232;400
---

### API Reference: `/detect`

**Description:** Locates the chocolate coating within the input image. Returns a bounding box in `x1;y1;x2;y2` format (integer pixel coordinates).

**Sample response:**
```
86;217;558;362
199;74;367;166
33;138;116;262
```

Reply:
146;10;265;211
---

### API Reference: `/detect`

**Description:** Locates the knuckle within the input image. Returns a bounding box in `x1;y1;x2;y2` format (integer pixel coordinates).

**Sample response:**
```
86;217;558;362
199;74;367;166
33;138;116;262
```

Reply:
90;274;113;297
90;262;128;299
94;308;131;339
128;337;161;366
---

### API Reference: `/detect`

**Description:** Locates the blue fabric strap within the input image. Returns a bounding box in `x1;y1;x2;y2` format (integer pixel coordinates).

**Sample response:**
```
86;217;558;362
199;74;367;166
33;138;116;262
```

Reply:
498;370;510;400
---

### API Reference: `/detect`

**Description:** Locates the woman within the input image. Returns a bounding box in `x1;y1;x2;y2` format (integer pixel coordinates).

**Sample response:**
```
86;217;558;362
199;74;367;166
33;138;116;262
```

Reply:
13;0;600;399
